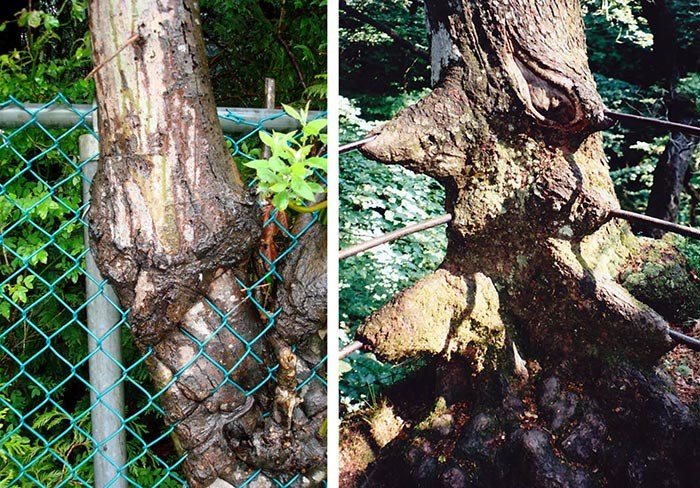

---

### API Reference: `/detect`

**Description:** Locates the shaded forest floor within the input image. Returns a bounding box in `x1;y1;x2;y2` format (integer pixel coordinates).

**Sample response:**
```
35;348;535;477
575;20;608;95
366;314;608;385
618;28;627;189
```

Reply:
666;321;700;408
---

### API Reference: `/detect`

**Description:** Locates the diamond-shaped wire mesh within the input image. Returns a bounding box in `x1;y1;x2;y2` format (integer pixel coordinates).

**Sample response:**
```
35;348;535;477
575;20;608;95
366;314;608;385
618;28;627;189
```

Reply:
0;95;327;487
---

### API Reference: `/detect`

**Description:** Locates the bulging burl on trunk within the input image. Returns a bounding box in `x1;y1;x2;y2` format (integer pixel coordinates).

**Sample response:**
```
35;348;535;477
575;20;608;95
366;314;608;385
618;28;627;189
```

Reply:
342;0;700;486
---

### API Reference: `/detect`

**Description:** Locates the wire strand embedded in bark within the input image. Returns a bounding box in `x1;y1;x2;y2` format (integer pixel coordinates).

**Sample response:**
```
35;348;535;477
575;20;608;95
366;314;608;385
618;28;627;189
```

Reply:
339;214;452;260
610;208;700;240
339;135;377;154
339;340;364;360
605;110;700;138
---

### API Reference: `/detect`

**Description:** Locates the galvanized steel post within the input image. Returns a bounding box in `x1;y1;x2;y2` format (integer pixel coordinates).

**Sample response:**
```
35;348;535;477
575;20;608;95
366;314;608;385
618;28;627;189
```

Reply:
80;133;128;488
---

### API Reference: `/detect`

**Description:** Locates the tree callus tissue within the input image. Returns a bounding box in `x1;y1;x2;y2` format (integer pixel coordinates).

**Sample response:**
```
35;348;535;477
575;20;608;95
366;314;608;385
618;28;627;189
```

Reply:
88;0;325;486
341;1;700;487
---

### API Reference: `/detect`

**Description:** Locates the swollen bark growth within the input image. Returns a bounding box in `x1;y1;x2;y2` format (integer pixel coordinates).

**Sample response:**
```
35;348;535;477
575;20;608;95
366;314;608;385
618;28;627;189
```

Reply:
341;1;700;486
88;1;325;486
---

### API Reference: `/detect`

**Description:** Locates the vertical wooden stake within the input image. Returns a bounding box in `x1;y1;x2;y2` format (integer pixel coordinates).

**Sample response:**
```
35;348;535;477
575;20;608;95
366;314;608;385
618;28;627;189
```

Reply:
263;77;276;160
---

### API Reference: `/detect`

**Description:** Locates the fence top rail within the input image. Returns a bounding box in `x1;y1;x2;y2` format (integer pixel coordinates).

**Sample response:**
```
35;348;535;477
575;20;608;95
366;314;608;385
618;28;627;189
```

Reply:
0;101;321;133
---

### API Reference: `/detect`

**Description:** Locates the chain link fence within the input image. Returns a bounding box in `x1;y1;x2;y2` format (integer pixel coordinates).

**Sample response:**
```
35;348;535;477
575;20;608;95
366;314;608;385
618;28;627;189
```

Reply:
0;93;327;487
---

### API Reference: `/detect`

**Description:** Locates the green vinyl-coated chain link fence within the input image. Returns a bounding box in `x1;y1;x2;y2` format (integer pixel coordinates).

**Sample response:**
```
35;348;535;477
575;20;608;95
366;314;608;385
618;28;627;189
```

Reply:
0;93;327;487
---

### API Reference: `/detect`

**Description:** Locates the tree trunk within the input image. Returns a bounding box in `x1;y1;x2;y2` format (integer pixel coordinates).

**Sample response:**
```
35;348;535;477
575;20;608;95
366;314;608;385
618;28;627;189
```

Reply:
88;1;325;486
643;112;699;237
638;0;699;237
341;1;700;486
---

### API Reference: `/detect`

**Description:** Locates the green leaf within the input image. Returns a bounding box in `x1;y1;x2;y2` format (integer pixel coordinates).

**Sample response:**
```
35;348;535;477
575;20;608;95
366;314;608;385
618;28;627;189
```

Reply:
270;182;288;193
307;182;325;193
291;178;316;201
11;287;27;304
290;162;307;178
43;13;60;30
282;104;303;124
303;118;327;137
272;191;290;211
27;10;43;28
257;167;276;183
0;302;10;320
243;159;269;169
16;9;29;27
259;131;274;148
23;275;35;289
306;157;327;172
267;156;288;173
298;144;312;159
72;0;88;21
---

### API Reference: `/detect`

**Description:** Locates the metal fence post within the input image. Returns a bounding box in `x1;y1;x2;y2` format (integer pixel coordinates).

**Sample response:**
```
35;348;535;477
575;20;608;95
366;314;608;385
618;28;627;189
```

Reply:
80;133;128;488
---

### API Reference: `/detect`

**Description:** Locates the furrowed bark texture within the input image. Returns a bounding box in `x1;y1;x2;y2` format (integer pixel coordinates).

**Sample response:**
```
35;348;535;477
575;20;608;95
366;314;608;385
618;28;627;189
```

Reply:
341;1;700;486
88;1;325;486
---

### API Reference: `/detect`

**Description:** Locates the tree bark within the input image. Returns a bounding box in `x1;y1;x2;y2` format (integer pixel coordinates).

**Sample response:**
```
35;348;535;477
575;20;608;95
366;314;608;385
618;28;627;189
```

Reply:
341;1;700;486
88;1;325;486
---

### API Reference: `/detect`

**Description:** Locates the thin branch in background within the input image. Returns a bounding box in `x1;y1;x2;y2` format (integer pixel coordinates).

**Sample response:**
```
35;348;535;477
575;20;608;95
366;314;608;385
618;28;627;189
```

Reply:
275;2;307;90
276;33;307;90
339;0;429;61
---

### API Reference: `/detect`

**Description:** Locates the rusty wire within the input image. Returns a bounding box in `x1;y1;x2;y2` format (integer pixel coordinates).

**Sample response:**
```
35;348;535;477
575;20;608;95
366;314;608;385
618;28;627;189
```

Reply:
339;135;377;154
339;214;452;260
605;110;700;137
339;341;364;360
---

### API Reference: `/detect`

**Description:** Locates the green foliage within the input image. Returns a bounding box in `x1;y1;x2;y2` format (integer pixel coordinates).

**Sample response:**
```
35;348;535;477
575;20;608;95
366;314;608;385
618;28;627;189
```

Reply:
303;74;329;102
340;0;429;97
583;0;653;48
339;353;425;413
609;141;661;213
0;1;93;103
0;0;326;107
338;2;439;408
0;400;93;487
583;0;651;84
339;98;445;326
670;0;700;54
245;104;327;211
200;0;327;107
349;89;431;122
675;235;700;274
676;73;700;114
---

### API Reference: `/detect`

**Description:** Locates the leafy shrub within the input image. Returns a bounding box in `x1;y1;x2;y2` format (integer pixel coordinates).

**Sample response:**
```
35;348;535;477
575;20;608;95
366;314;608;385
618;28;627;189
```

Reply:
245;104;327;211
339;97;446;410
